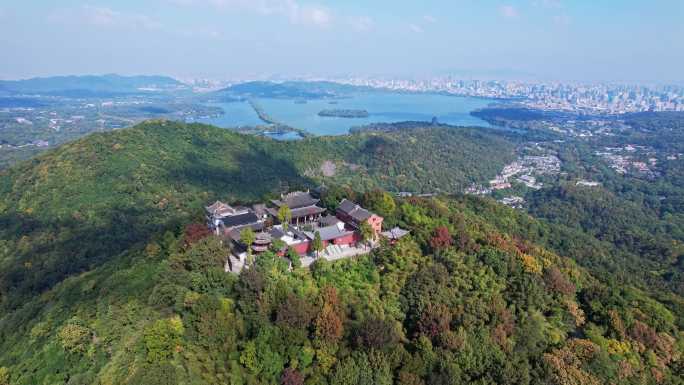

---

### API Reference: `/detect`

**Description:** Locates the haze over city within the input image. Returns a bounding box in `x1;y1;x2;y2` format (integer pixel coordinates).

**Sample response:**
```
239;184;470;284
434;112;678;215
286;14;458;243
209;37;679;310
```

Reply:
1;0;683;83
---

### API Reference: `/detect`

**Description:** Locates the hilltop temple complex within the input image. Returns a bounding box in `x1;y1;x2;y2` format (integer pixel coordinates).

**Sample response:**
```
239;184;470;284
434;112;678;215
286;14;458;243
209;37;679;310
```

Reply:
206;191;408;272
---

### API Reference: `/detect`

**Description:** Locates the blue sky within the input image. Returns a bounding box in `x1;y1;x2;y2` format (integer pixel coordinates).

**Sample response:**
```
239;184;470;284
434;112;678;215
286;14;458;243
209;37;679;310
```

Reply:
1;0;682;82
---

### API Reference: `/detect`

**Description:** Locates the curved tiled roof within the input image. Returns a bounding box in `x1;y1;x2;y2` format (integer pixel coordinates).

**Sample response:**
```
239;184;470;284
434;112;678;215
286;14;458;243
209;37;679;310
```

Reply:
271;191;320;209
307;224;354;242
381;227;410;240
337;199;372;222
221;212;260;228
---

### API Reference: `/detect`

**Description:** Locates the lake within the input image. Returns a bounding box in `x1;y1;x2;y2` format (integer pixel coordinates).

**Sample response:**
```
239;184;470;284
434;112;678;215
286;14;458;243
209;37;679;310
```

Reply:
198;92;495;136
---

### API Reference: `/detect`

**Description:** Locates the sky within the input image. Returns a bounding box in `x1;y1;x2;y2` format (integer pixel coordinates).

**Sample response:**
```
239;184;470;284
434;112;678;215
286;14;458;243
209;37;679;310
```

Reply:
0;0;682;83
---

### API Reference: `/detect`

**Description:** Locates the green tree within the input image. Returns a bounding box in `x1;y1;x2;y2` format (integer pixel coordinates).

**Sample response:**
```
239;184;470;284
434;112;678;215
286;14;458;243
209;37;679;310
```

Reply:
0;367;10;385
278;205;292;231
171;236;227;272
360;221;374;249
240;227;256;265
240;340;259;374
287;247;302;269
130;362;178;385
330;356;362;385
58;319;92;355
313;231;324;258
144;316;184;363
271;238;286;253
364;190;396;217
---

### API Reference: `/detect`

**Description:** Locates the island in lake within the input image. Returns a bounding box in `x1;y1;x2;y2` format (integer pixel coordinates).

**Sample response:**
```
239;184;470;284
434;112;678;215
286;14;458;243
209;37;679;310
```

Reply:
318;108;369;118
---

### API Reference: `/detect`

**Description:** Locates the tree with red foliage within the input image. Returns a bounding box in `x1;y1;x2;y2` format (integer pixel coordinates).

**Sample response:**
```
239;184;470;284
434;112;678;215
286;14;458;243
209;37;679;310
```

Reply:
315;303;343;343
353;317;398;349
429;226;452;251
492;306;515;350
280;367;304;385
397;371;425;385
416;303;451;338
320;286;341;313
454;214;476;252
629;321;659;349
183;223;212;247
513;236;533;254
314;286;344;343
543;267;576;296
276;294;315;330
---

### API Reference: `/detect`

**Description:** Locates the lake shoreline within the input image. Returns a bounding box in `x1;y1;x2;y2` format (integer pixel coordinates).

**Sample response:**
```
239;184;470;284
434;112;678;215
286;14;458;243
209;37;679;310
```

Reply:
197;91;496;136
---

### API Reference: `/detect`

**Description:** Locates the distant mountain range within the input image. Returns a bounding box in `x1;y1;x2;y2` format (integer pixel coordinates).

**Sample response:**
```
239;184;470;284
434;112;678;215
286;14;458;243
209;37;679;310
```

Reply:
216;80;372;99
0;74;185;97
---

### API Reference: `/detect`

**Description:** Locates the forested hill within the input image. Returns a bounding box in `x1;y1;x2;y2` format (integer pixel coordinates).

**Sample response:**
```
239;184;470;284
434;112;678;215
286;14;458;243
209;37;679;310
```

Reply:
0;121;682;384
0;74;183;96
0;121;513;308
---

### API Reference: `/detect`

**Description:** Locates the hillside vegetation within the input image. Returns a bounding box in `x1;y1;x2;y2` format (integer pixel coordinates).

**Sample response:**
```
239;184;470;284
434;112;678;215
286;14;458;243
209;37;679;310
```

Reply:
0;121;682;385
0;121;513;309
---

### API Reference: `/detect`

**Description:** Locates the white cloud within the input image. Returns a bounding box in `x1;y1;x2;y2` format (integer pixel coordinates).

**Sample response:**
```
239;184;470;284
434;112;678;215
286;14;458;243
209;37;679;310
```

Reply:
408;24;424;33
171;0;333;28
349;16;373;32
50;5;162;30
423;15;437;24
290;4;332;27
499;5;519;18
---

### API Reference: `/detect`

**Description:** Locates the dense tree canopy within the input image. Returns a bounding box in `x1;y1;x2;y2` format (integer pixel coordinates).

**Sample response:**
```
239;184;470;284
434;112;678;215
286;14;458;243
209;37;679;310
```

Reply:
0;120;682;384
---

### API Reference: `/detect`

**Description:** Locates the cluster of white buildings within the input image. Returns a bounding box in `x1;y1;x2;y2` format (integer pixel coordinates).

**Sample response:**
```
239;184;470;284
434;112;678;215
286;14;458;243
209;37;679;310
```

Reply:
595;145;660;178
334;77;684;114
488;155;561;191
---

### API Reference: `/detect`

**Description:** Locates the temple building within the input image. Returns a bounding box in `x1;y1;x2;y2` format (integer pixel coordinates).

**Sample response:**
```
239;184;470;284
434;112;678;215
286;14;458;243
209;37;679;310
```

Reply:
251;232;272;254
206;201;247;224
336;199;384;238
305;221;356;249
206;201;263;235
268;191;326;225
381;227;410;244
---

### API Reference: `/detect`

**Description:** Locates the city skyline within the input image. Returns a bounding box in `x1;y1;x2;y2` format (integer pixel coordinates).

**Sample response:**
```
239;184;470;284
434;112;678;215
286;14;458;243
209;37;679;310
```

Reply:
1;0;683;83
